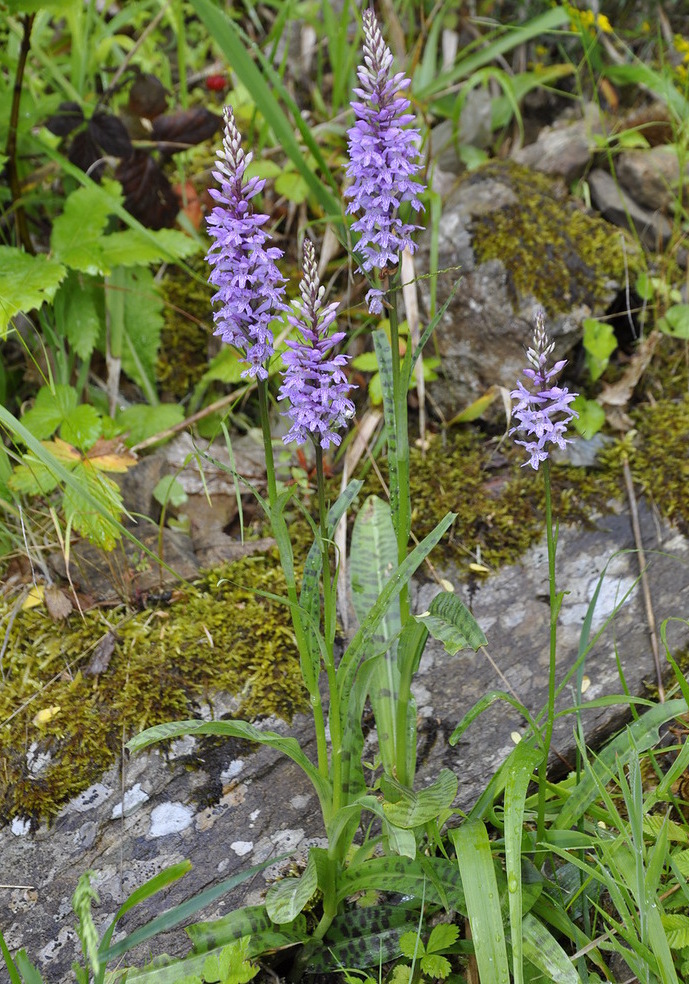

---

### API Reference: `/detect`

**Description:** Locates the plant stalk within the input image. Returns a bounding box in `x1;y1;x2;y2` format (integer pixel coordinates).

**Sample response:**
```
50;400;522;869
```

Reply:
537;460;557;847
387;284;410;623
6;13;35;252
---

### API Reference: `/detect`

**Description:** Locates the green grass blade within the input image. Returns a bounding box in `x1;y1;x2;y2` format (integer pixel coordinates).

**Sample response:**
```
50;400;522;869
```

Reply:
553;698;688;829
189;0;339;218
503;741;541;984
373;330;399;535
451;821;510;984
0;931;24;984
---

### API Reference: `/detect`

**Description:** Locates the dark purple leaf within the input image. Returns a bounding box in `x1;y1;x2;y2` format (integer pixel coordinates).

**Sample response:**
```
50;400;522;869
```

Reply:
45;101;83;137
151;107;222;154
89;112;133;158
115;150;179;229
128;73;169;120
69;130;106;180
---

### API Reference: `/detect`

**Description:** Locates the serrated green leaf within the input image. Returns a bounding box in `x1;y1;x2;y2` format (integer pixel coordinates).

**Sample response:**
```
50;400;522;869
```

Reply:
117;267;164;394
60;404;102;450
399;930;425;960
51;186;114;275
414;590;487;654
427;922;459;953
644;816;689;845
351;352;380;372
53;271;104;360
421;952;452;979
200;347;246;386
662;914;689;950
64;462;123;549
0;247;66;335
9;456;64;496
118;403;184;446
583;317;617;381
661;304;689;339
20;384;78;440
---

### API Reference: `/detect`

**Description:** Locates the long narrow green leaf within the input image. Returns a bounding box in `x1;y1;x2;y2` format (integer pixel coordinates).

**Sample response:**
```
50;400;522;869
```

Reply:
522;912;579;983
265;850;318;924
126;719;331;821
0;931;23;984
503;742;541;984
373;331;399;534
338;511;455;733
189;0;339;218
553;699;687;829
451;821;510;984
336;855;465;911
381;768;458;829
350;494;401;775
100;856;287;963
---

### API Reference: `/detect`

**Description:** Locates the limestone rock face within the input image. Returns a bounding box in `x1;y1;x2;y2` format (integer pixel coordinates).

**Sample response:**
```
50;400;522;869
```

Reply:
416;161;637;419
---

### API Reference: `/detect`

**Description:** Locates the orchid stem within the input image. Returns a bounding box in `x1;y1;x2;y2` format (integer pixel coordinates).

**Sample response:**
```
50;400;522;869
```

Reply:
537;460;558;848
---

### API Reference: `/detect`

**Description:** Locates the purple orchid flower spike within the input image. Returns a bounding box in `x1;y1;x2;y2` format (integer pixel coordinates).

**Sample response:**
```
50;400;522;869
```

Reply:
345;9;425;314
279;239;356;449
205;106;286;380
510;309;579;470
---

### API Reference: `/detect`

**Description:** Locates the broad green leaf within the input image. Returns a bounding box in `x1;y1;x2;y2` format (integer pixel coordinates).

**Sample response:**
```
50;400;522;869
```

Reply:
428;923;459;952
572;396;605;440
274;171;309;204
202;938;258;984
414;590;487;655
381;769;458;829
349;494;401;776
337;855;466;912
451;821;510;984
53;271;104;361
63;463;124;550
51;186;113;275
118;403;184;446
199;347;246;386
265;851;318;925
117;267;163;397
662;914;689;950
100;229;200;268
307;905;420;973
583;317;617;380
659;304;689;339
20;384;78;440
421;953;452;979
351;352;379;372
153;476;188;509
60;404;102;450
0;247;66;335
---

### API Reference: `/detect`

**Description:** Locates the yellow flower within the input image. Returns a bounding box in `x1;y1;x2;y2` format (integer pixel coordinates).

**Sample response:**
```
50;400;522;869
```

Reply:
596;13;613;34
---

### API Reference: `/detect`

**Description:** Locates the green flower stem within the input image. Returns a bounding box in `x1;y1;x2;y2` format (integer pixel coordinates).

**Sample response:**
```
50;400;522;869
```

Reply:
537;460;558;847
387;286;411;624
316;447;343;815
257;380;329;786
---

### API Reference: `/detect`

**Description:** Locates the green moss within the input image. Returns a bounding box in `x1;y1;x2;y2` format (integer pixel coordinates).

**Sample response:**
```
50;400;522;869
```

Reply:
469;161;642;317
0;550;305;824
157;257;214;398
628;393;689;533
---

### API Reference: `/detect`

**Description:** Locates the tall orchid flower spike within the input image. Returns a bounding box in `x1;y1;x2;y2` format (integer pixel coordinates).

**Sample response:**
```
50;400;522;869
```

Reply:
279;239;356;449
345;9;425;314
510;309;579;470
206;106;286;380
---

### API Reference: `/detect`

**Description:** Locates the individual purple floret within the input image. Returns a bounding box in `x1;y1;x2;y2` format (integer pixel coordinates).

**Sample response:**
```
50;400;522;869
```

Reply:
206;106;286;380
510;309;579;470
279;239;355;450
344;10;425;309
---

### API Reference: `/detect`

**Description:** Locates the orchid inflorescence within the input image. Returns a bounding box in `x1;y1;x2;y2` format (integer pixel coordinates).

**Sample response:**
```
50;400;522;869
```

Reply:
344;8;425;314
510;309;579;470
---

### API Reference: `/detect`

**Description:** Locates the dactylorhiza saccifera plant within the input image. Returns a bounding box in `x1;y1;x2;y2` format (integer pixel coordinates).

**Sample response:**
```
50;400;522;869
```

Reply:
510;307;578;845
124;10;485;951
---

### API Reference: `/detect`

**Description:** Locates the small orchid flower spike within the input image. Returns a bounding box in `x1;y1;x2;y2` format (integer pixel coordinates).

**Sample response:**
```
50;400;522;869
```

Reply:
206;106;286;380
345;9;425;314
510;309;579;470
279;239;356;450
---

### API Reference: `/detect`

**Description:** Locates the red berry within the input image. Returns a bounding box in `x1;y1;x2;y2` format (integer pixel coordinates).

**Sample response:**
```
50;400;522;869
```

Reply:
205;74;227;92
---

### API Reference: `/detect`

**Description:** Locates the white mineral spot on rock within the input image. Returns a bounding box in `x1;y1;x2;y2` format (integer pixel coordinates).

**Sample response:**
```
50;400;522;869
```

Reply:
271;828;304;852
230;840;254;856
26;741;51;776
69;782;113;813
250;808;260;821
290;794;310;810
167;736;197;759
148;802;194;837
111;782;149;819
221;758;244;782
11;817;30;836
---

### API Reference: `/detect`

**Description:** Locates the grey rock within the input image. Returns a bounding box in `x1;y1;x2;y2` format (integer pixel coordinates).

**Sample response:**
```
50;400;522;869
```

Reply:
616;146;688;214
512;103;604;183
588;167;674;252
416;161;625;418
4;499;689;981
